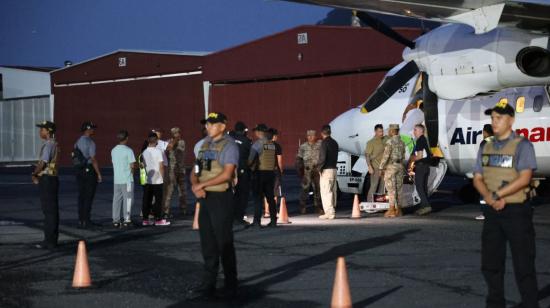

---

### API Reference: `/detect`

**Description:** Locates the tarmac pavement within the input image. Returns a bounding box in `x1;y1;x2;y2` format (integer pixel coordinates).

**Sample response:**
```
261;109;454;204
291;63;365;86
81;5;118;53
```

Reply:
1;167;549;308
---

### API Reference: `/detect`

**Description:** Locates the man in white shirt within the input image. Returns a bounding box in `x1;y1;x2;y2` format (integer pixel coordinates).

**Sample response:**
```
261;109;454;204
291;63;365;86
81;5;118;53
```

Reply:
142;132;169;226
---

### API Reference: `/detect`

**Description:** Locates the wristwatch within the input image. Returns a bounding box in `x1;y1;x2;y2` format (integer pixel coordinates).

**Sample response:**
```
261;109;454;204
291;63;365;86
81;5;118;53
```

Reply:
492;191;501;201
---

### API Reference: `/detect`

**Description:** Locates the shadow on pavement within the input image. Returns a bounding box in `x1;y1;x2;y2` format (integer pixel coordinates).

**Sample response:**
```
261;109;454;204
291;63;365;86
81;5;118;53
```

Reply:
354;285;403;307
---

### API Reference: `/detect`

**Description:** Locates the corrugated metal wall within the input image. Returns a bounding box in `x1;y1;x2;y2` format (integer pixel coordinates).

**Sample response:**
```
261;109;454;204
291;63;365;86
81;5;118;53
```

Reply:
210;71;385;168
204;25;419;83
0;96;52;162
53;75;204;166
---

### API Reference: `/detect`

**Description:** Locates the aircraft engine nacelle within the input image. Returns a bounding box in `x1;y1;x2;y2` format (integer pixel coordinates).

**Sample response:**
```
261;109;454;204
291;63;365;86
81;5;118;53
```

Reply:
403;23;550;100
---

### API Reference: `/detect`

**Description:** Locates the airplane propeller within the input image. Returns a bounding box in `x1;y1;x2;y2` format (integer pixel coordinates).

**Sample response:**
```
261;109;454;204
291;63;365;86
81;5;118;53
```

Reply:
355;11;415;49
360;61;419;113
356;11;441;154
421;72;440;150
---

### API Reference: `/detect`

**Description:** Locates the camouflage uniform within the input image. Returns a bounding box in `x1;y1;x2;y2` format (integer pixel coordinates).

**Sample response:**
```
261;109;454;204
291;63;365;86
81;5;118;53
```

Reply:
296;140;322;212
162;139;187;215
379;131;405;211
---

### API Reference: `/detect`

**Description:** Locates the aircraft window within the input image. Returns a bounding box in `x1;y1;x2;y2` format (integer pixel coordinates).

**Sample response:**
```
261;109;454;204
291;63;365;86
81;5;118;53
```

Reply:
533;95;543;112
498;98;508;105
516;96;525;113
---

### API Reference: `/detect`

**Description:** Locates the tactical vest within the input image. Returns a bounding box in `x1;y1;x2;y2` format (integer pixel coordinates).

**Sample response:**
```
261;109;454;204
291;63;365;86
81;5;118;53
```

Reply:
482;136;529;203
38;141;59;177
258;140;276;171
198;138;231;192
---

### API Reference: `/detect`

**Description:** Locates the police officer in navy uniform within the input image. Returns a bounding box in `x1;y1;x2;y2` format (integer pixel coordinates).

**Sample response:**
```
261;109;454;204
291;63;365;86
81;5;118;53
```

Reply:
473;102;539;308
189;112;239;299
248;124;278;228
32;121;60;250
75;121;103;228
229;121;252;226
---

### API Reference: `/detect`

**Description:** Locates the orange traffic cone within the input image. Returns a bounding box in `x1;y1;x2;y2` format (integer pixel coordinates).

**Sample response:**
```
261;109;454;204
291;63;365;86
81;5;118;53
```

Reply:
351;194;361;219
72;240;92;288
192;202;200;230
331;257;352;308
277;197;291;224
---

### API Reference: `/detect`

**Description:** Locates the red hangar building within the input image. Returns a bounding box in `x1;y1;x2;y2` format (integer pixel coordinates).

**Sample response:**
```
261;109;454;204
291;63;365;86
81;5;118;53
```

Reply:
51;25;421;168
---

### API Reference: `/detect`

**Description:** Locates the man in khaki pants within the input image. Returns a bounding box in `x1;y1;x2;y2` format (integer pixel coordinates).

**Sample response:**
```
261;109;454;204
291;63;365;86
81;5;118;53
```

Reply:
317;125;339;219
365;124;387;202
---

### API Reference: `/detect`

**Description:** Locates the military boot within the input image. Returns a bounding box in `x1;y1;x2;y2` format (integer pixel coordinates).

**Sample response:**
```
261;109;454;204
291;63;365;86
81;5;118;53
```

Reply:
395;206;403;217
384;205;396;218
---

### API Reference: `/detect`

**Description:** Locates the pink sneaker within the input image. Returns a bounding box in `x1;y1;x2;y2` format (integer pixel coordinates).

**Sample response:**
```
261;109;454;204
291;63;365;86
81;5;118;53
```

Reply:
142;219;152;226
155;219;171;226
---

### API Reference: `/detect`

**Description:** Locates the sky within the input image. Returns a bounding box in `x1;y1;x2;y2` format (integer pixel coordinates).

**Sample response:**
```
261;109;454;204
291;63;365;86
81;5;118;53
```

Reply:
0;0;331;67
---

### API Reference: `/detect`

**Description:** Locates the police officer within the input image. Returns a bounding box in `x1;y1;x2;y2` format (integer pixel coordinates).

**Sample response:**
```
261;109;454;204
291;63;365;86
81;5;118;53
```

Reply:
379;124;405;218
248;124;277;228
32;121;60;250
229;121;252;226
162;127;187;218
473;102;539;308
296;130;322;214
189;112;239;299
75;121;102;228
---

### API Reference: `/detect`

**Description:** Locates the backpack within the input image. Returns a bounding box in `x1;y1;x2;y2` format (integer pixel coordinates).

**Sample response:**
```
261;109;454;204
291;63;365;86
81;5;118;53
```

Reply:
71;146;88;169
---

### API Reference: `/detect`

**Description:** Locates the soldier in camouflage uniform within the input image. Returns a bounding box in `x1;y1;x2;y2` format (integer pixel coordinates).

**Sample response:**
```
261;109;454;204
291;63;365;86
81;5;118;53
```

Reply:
162;127;188;218
379;124;406;218
296;130;322;214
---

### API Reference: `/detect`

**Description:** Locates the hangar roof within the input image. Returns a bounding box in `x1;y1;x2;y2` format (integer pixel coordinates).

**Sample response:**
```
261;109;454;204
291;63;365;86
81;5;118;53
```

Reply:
51;50;208;85
0;66;58;72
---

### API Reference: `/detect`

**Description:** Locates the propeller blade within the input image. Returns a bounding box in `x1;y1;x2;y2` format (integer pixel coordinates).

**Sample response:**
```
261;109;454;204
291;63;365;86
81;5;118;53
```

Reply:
356;11;415;49
421;72;439;150
361;61;419;113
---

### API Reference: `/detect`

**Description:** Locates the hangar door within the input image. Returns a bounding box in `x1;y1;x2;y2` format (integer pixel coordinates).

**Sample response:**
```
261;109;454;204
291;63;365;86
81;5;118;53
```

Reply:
0;95;52;163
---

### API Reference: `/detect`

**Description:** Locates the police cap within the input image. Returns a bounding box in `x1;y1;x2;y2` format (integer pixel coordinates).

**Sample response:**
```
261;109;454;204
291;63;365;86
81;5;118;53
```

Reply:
36;121;56;133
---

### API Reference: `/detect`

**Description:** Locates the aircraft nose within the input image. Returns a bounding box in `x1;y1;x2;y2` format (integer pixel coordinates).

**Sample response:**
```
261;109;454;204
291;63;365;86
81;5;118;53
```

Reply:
330;108;358;153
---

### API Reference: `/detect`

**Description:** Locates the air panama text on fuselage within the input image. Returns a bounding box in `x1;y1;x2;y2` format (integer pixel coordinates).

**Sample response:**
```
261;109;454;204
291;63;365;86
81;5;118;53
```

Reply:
450;126;550;145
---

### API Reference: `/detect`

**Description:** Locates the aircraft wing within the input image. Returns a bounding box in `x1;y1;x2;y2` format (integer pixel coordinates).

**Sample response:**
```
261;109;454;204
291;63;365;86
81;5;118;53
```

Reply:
287;0;550;33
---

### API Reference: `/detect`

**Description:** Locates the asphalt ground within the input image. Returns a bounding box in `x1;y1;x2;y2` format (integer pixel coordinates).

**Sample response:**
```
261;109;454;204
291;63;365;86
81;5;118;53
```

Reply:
0;167;549;308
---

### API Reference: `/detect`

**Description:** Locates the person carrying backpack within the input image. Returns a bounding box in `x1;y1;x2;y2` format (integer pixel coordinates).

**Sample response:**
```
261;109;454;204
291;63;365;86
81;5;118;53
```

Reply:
73;121;102;228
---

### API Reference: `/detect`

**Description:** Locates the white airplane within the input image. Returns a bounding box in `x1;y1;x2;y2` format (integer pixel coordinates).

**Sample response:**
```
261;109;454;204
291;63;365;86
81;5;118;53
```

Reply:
286;0;550;158
329;64;550;212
